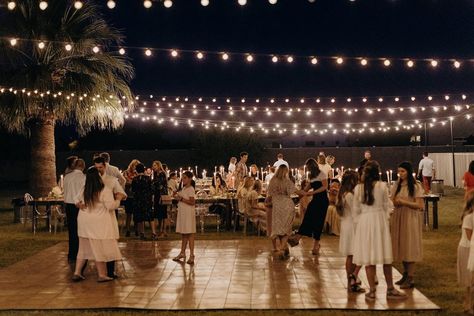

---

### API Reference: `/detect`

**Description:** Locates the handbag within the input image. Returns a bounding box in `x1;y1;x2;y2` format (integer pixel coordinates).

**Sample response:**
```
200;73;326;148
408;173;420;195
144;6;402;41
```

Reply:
160;194;173;205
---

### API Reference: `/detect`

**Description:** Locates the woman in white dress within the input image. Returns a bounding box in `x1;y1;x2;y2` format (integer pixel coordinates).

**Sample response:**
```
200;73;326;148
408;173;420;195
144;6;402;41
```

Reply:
172;171;196;265
352;161;407;301
336;170;364;293
72;168;124;282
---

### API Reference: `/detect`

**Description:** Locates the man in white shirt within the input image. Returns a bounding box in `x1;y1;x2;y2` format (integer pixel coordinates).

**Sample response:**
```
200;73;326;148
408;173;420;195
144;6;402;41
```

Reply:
63;158;86;262
418;152;436;194
100;152;126;188
273;153;289;170
94;156;127;278
265;166;276;184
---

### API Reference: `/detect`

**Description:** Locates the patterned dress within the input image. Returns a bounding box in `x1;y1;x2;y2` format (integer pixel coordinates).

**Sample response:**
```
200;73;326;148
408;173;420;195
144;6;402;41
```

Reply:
131;174;153;223
267;178;296;238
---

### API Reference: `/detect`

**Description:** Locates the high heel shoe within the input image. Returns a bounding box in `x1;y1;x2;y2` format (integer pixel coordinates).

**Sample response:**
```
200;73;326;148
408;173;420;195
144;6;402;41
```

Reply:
186;255;195;265
172;253;186;262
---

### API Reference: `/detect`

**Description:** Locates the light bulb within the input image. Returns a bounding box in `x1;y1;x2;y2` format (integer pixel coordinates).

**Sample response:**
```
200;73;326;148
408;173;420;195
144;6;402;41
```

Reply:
143;0;152;8
9;38;17;46
269;0;277;4
360;58;368;66
145;49;152;56
406;60;414;68
171;50;178;57
383;59;391;67
336;57;344;64
196;52;204;59
201;0;210;6
246;54;254;62
74;1;83;9
222;53;229;60
38;42;45;49
92;46;100;53
287;56;294;63
65;44;72;51
311;57;318;65
7;1;16;10
454;60;461;68
271;56;278;63
163;0;173;8
119;48;126;55
107;0;116;9
238;0;247;6
430;60;438;67
39;1;48;10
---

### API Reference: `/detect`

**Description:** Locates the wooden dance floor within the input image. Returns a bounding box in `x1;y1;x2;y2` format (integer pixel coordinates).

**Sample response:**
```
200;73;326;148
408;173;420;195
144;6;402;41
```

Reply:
0;238;439;311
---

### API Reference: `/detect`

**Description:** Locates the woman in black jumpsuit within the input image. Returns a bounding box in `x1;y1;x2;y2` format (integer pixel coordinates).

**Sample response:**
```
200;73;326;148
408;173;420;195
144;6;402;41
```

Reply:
288;158;329;255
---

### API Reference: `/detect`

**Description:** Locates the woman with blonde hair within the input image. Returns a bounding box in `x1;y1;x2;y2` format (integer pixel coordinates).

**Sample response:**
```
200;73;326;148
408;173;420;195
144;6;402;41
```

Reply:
123;159;140;237
268;165;305;258
317;154;332;180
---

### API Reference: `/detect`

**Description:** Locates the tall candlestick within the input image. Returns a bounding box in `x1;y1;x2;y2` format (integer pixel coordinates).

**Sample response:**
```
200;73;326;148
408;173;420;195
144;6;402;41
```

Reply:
195;166;198;176
386;171;390;183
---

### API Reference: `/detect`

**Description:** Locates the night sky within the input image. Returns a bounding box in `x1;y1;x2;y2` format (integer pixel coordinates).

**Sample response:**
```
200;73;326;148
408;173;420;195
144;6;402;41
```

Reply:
4;0;474;150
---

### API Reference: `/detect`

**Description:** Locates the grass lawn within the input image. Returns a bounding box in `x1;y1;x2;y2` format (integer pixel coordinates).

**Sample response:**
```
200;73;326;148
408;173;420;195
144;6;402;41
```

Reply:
0;187;467;315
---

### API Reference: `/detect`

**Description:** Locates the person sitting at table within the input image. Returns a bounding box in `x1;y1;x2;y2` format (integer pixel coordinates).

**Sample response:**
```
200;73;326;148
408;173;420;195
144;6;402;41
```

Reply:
209;173;230;230
265;166;276;185
247;180;267;230
72;167;125;282
250;164;259;179
390;161;424;289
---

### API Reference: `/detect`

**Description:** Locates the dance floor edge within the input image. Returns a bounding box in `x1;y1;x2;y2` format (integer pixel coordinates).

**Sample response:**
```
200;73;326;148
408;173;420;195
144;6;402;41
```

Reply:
0;239;440;311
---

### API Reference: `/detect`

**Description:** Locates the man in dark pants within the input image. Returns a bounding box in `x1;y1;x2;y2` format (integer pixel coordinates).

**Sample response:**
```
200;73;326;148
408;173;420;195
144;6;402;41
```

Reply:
63;158;86;262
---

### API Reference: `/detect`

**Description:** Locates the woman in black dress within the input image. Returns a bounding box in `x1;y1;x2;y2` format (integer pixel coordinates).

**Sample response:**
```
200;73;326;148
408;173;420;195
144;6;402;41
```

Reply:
288;158;329;255
131;163;153;240
152;160;169;239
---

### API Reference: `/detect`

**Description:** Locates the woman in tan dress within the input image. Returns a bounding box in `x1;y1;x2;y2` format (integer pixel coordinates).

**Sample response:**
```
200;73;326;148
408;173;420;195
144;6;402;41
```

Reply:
390;161;424;289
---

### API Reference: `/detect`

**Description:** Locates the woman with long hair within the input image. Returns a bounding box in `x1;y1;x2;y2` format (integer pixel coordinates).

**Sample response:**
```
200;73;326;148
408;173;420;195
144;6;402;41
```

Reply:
391;161;424;289
72;168;123;282
463;160;474;200
152;160;169;239
288;158;329;255
336;170;364;293
352;161;406;301
267;165;304;259
123;159;140;237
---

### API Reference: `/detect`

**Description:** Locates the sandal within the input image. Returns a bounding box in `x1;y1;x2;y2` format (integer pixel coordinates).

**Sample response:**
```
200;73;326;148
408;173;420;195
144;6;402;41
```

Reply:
72;274;85;282
151;233;158;241
365;289;376;301
186;255;195;265
386;288;407;300
348;274;366;293
173;253;186;262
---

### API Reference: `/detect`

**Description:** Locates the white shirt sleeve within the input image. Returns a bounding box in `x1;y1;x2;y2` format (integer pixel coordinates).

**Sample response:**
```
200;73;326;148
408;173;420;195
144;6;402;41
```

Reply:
111;178;127;197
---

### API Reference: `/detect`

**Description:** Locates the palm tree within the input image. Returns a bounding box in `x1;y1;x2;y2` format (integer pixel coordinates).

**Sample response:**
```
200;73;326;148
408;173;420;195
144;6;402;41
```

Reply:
0;0;134;197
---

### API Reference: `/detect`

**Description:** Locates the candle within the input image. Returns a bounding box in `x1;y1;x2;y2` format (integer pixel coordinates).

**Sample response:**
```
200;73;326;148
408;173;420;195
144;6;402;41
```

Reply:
303;165;306;176
412;172;416;179
179;167;182;176
306;171;309;180
213;172;216;184
389;170;393;182
59;174;64;190
215;166;217;174
202;169;207;179
195;166;198;176
386;171;390;183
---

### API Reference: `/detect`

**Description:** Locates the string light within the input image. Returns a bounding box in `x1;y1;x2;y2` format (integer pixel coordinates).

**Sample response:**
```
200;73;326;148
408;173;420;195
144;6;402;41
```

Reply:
271;56;278;63
246;54;254;62
384;59;391;67
74;1;83;9
92;46;100;54
407;60;414;68
454;60;461;68
38;42;45;49
7;1;16;10
221;53;229;61
107;0;116;9
430;60;438;68
171;49;178;57
143;0;152;8
269;0;278;4
201;0;210;6
9;38;17;46
238;0;247;6
145;49;152;56
119;48;126;55
164;0;173;8
311;57;318;65
360;58;368;66
39;1;48;10
287;56;294;63
65;44;72;51
196;51;204;59
336;57;344;65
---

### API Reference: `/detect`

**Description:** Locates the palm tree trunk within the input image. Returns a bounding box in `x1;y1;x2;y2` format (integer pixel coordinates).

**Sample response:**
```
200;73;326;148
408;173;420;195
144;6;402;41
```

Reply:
29;119;57;197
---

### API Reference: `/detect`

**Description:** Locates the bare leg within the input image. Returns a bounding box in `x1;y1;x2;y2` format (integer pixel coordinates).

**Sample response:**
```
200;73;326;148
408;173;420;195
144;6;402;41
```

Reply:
188;234;195;256
73;259;87;276
181;235;188;255
383;264;395;289
96;261;108;278
312;239;320;254
365;265;377;290
346;255;354;276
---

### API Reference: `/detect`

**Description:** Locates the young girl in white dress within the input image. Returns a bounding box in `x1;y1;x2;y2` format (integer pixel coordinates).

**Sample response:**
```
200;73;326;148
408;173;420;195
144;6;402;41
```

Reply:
172;171;196;265
460;191;474;313
336;170;364;293
352;161;407;301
